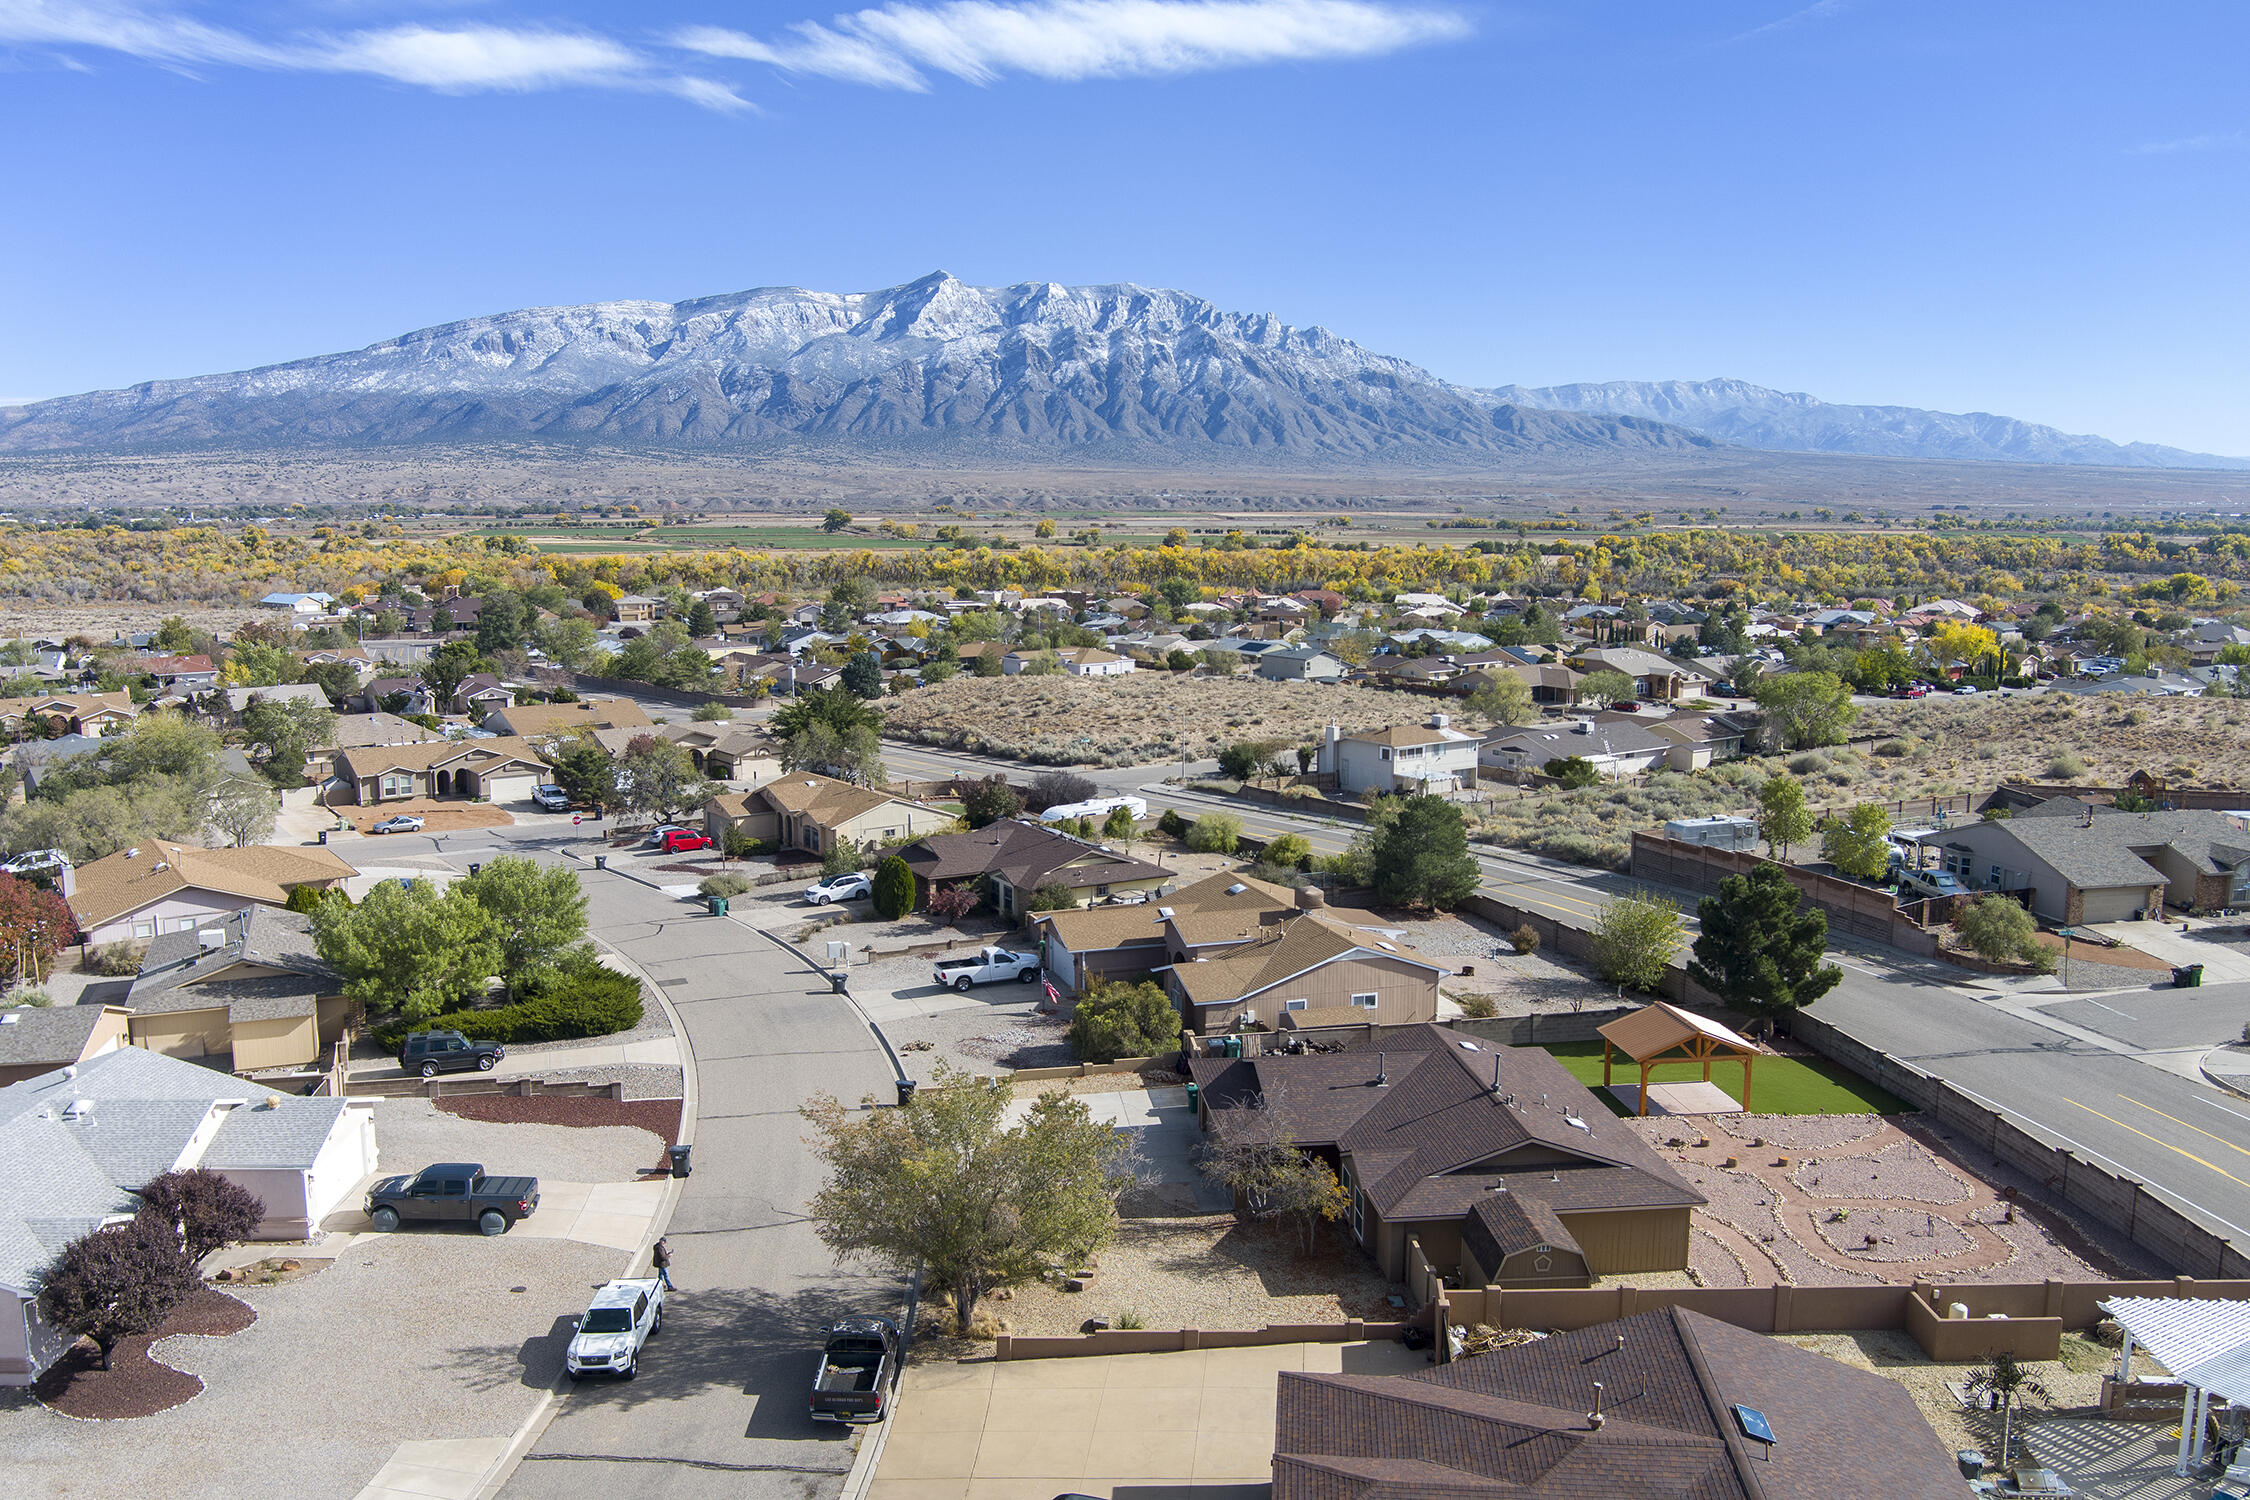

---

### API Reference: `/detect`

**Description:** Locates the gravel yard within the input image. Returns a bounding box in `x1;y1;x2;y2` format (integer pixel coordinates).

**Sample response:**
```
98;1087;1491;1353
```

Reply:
355;1096;664;1191
981;1215;1401;1338
1358;907;1616;1014
9;1232;621;1500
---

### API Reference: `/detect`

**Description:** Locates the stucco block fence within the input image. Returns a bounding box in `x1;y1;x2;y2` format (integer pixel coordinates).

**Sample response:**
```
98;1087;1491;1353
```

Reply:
1627;832;1944;955
996;1319;1420;1360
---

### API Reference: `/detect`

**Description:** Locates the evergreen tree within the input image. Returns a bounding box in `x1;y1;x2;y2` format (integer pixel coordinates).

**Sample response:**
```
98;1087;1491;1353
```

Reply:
1686;864;1841;1022
872;854;916;919
1370;794;1480;910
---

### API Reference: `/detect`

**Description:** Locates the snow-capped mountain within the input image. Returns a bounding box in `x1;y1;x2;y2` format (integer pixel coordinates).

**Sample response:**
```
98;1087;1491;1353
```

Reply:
1477;377;2250;470
0;273;1711;461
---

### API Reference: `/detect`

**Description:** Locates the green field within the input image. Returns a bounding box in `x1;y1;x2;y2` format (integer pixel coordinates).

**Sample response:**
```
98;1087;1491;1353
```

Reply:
1536;1040;1910;1118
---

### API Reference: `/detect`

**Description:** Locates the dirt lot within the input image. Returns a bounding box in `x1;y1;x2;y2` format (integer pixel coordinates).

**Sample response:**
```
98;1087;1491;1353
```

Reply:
1855;692;2250;795
878;673;1478;766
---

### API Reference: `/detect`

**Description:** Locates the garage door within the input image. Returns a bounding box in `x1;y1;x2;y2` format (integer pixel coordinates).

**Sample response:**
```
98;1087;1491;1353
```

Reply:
481;774;539;806
1045;932;1073;986
2078;886;2154;923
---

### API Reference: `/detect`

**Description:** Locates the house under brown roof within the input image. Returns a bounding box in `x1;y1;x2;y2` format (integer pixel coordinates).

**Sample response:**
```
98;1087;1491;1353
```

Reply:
1274;1305;1965;1500
66;839;357;933
485;698;652;737
900;818;1165;893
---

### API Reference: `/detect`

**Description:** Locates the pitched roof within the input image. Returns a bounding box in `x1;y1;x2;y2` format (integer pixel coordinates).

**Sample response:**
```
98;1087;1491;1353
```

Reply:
759;771;931;829
485;698;652;737
1165;912;1442;1008
1189;1024;1699;1222
66;840;358;931
1341;723;1469;748
0;690;136;723
1483;720;1673;760
1273;1306;1964;1500
1954;807;2250;889
0;1005;115;1068
900;818;1165;890
333;735;549;781
1598;1002;1757;1064
1036;870;1296;954
324;712;446;749
124;908;336;1022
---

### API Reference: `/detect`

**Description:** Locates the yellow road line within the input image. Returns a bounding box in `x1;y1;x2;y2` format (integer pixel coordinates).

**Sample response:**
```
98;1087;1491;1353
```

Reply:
2116;1096;2250;1162
2065;1098;2250;1188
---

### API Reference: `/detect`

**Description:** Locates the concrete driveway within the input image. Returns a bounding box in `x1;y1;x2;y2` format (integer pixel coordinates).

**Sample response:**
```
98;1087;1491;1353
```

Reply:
870;1341;1427;1499
1000;1086;1229;1210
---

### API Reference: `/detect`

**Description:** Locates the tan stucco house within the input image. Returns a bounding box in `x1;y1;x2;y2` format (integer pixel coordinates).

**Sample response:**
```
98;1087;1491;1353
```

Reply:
65;839;357;946
1156;908;1447;1035
733;773;954;855
332;736;550;806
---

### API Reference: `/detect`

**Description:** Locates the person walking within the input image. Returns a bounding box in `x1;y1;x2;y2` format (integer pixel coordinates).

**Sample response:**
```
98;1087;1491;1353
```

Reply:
651;1236;673;1290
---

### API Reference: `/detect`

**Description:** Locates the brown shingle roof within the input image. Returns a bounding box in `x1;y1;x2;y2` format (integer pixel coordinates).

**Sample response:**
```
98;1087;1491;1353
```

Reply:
1165;913;1440;1008
759;771;938;830
66;840;357;930
486;698;652;736
1033;869;1294;956
332;736;549;781
900;819;1164;891
1273;1306;1965;1500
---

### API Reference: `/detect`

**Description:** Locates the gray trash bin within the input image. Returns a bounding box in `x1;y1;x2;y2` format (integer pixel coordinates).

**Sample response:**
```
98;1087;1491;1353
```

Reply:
895;1078;918;1107
667;1144;691;1178
593;854;607;870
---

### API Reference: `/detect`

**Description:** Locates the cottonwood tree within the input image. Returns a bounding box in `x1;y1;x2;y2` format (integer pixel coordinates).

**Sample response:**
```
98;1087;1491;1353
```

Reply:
1465;673;1536;726
801;1065;1134;1331
1754;671;1858;750
459;857;589;987
1198;1086;1349;1251
207;774;278;848
1687;864;1841;1024
1820;803;1893;881
1755;773;1814;862
40;1218;202;1370
1590;891;1686;993
309;876;501;1022
137;1169;264;1260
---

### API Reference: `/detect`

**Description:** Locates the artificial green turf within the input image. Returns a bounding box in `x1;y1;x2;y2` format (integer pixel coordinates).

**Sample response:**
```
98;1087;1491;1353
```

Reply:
1533;1039;1911;1118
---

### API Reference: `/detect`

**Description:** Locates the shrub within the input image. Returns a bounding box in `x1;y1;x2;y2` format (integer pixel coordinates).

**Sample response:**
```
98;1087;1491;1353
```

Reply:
1186;814;1242;854
1543;756;1600;789
1262;832;1312;869
283;884;328;914
962;775;1024;829
1511;924;1540;955
136;1168;263;1260
1024;882;1078;913
872;855;917;919
1457;993;1498;1019
6;986;52;1007
1115;1309;1147;1330
84;940;147;977
2046;752;2087;780
1157;808;1189;839
690;701;734;722
697;873;754;898
1590;891;1686;992
1025;768;1097;813
820;838;868;878
1954;893;2044;965
1068;979;1180;1063
925;882;979;925
1875;737;1917;758
1242;862;1308;889
372;959;643;1050
1787;752;1830;775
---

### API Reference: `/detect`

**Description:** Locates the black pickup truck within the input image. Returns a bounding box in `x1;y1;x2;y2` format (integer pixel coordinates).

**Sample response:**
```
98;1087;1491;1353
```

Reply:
365;1162;540;1237
809;1317;898;1424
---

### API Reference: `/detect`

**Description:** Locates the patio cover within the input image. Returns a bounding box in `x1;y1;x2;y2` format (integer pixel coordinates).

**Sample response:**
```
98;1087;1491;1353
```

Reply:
1597;1002;1760;1116
2101;1296;2250;1474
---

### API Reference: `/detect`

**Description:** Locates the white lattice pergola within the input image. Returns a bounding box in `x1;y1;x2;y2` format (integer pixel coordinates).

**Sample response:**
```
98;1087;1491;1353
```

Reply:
2100;1296;2250;1475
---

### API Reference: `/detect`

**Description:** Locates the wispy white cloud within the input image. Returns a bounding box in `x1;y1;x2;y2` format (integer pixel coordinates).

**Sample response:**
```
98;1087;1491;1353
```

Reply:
0;1;751;108
2133;130;2249;155
1717;0;1849;48
671;0;1470;90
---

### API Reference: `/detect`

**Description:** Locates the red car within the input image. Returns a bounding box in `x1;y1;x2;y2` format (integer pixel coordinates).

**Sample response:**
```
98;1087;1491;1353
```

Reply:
659;829;713;853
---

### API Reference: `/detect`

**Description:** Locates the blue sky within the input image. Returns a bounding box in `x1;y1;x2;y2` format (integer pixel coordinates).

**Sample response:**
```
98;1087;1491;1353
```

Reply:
3;1;2248;454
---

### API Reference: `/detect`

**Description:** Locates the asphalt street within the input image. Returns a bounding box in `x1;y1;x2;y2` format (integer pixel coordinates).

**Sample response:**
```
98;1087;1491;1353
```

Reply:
346;821;901;1500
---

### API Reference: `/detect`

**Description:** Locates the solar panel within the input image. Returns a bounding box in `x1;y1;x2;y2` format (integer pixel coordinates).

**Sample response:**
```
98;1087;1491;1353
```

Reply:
1732;1404;1776;1446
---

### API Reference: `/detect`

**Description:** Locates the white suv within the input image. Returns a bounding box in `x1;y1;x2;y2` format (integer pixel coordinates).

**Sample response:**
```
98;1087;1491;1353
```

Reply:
805;872;873;905
566;1277;664;1381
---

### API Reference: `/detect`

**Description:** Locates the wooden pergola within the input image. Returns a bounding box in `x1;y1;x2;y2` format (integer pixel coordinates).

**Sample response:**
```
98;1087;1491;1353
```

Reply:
1598;1002;1759;1116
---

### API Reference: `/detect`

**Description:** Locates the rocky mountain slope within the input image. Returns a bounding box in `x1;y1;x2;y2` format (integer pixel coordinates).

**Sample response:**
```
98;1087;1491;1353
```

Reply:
0;273;1711;462
1477;376;2249;469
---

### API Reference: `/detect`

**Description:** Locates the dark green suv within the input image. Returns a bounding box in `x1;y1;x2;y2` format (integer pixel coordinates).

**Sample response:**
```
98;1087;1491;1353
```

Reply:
398;1029;504;1078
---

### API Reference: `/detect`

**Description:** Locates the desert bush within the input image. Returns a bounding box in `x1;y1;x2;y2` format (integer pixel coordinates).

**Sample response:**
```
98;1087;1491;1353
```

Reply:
1186;814;1241;854
2046;752;2087;780
372;956;642;1049
1875;737;1916;758
1954;894;2045;966
1457;993;1498;1019
1158;808;1188;839
84;940;147;977
6;986;52;1007
1024;882;1078;913
1787;752;1829;775
1068;978;1179;1062
1511;924;1540;955
872;855;917;919
1262;832;1313;869
697;873;754;898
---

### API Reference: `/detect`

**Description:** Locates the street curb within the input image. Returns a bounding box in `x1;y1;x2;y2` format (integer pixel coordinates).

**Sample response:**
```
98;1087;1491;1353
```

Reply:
749;922;908;1082
468;883;704;1500
2200;1047;2250;1102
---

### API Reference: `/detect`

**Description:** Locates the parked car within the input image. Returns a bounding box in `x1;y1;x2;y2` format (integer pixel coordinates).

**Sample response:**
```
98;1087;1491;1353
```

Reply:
364;1162;540;1236
805;872;873;905
0;847;69;877
1954;684;1980;695
1897;866;1968;900
931;946;1043;992
641;823;697;846
1898;684;1931;699
658;828;713;853
531;784;573;812
566;1277;664;1381
809;1317;897;1423
397;1028;504;1078
369;814;426;834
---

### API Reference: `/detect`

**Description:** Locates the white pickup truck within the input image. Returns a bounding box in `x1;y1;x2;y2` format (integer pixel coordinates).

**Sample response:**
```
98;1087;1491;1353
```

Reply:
566;1276;664;1381
931;945;1043;992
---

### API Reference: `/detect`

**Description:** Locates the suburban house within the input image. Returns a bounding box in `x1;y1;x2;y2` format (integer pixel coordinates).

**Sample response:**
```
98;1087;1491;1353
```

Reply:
257;591;335;615
1912;805;2250;923
357;676;437;716
330;736;550;806
1455;661;1581;706
1569;647;1713;702
659;722;779;782
305;712;444;784
0;691;137;737
1189;1024;1703;1282
1033;869;1297;991
1271;1306;1966;1500
612;594;663;625
123;653;222;693
79;908;349;1073
0;1047;379;1387
65;840;357;946
447;673;514;717
1643;710;1756;763
898;819;1168;923
12;734;105;793
1316;715;1481;796
1000;646;1135;676
485;698;652;738
707;773;953;856
1158;908;1446;1035
1254;645;1347;683
1480;718;1677;779
0;1003;131;1087
221;683;333;720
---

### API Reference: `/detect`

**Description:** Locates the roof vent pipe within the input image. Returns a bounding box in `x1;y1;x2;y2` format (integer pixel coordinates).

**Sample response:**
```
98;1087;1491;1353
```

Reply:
1587;1381;1605;1431
1374;1052;1388;1087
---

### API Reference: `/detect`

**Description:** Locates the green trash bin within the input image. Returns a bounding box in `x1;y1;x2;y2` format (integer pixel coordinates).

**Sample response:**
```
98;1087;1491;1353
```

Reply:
709;895;728;917
1184;1081;1199;1111
2184;963;2205;988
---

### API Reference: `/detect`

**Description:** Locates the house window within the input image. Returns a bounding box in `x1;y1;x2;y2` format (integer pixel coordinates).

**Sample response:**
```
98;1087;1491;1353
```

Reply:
1351;992;1378;1010
132;918;155;939
1379;748;1392;761
1282;998;1307;1012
